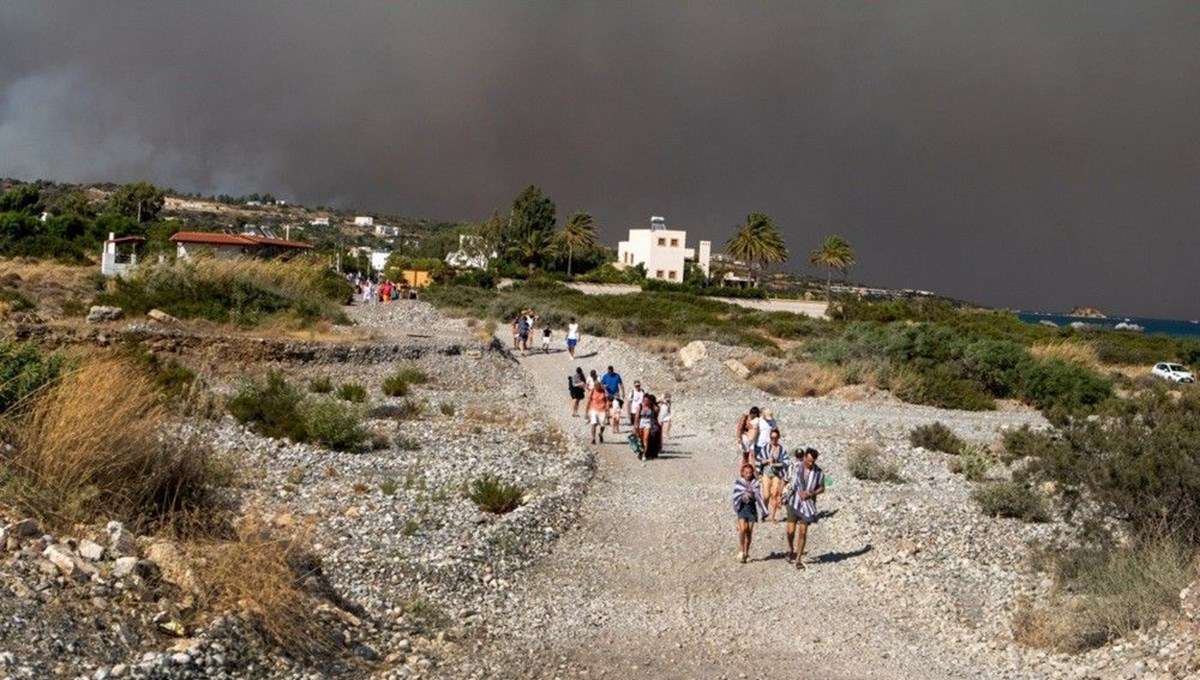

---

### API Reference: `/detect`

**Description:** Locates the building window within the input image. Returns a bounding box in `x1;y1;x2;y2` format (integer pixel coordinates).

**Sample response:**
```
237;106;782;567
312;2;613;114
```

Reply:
656;270;664;278
668;270;677;280
657;238;666;246
670;239;679;247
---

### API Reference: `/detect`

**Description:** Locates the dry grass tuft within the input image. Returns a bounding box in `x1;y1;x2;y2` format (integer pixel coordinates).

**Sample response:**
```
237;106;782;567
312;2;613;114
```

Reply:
2;357;214;531
464;404;514;425
749;362;843;397
199;513;345;662
627;336;681;356
1030;341;1101;369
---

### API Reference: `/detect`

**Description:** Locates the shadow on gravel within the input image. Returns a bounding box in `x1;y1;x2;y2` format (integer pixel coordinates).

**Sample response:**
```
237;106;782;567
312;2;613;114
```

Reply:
810;544;873;564
651;451;692;460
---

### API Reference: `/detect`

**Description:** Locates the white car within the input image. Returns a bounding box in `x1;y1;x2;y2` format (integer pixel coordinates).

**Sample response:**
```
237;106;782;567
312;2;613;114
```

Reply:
1151;362;1195;383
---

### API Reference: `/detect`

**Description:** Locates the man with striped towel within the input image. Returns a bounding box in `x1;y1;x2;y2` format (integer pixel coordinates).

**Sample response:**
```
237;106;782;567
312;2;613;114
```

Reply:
783;447;825;569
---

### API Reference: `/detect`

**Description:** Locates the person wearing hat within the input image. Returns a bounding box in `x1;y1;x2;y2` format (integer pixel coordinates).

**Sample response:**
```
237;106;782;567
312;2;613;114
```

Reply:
626;380;645;427
732;462;767;563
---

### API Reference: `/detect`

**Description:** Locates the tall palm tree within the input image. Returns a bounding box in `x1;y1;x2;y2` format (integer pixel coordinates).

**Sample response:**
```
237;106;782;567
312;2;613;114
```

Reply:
724;213;788;286
507;228;559;273
809;235;856;302
558;211;596;276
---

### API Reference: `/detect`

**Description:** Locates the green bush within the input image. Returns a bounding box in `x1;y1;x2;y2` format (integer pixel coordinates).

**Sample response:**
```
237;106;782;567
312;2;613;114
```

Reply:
302;398;367;452
960;339;1031;398
1031;390;1200;542
336;382;368;403
226;371;308;442
972;481;1050;522
0;341;64;415
960;443;993;482
381;375;409;397
1000;425;1062;463
1019;359;1112;416
909;422;965;454
468;474;524;514
308;376;333;393
95;258;351;327
894;368;995;411
848;443;904;483
393;365;429;384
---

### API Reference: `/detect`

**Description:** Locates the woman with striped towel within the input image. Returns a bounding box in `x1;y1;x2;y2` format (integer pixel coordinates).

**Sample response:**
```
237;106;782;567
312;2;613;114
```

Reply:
732;463;767;564
784;447;825;569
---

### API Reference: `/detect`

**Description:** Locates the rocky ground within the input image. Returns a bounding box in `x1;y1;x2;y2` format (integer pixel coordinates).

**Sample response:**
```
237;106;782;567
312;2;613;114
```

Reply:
1;300;1197;679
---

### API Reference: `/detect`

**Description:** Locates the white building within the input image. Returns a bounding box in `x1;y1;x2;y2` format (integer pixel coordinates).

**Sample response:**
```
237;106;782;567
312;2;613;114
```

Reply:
374;224;399;237
100;233;145;277
616;216;711;282
354;216;374;227
310;217;330;227
444;234;493;270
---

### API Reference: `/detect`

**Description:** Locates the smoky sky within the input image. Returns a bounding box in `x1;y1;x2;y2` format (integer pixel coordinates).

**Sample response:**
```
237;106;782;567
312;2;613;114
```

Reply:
2;2;1199;318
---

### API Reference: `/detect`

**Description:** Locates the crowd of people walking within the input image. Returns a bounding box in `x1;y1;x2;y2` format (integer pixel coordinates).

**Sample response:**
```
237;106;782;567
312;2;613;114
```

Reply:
503;308;824;570
731;405;824;568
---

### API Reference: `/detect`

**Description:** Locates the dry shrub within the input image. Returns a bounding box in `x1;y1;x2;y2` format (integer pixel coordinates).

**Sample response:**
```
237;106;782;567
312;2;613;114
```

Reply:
464;404;513;425
1015;538;1196;652
1030;341;1100;369
738;353;771;375
199;513;344;662
750;362;843;397
628;336;681;356
3;358;213;530
848;443;904;483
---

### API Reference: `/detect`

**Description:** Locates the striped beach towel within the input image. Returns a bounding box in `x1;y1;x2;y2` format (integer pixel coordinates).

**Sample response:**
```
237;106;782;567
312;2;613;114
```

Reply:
785;460;824;523
732;477;767;519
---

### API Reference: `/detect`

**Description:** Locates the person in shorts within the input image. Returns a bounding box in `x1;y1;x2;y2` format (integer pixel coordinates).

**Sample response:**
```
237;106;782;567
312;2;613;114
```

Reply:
784;447;825;568
566;317;580;359
732;462;767;563
569;367;587;417
762;429;788;522
587;382;609;444
541;324;552;353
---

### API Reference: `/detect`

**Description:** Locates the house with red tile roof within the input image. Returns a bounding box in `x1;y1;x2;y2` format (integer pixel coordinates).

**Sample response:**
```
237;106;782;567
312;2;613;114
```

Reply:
169;231;314;261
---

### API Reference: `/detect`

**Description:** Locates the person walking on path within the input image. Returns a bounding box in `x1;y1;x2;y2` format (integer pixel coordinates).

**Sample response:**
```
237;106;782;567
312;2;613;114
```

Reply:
600;366;624;405
587;382;609;444
566;317;581;359
634;393;659;461
569;367;587;417
784;447;825;569
732;462;767;564
735;407;759;468
762;430;788;522
626;380;645;427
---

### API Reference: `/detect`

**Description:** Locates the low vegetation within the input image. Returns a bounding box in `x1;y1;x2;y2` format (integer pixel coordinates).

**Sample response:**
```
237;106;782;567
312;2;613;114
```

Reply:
227;371;367;452
335;382;367;403
95;257;352;327
972;481;1049;523
0;358;216;531
908;422;965;455
468;474;524;515
847;443;904;483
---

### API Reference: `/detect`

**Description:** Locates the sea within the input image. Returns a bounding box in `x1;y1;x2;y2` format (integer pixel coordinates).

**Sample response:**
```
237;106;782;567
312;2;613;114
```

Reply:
1017;312;1200;340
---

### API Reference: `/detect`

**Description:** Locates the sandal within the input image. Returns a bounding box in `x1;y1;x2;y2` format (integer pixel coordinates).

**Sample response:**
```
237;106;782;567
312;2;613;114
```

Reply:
795;560;805;570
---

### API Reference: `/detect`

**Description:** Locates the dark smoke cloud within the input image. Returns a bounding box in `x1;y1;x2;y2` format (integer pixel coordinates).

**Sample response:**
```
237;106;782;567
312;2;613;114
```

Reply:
2;1;1198;318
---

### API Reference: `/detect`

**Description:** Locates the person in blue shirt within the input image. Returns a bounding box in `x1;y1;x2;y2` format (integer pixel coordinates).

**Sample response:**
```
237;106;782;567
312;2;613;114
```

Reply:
600;365;624;404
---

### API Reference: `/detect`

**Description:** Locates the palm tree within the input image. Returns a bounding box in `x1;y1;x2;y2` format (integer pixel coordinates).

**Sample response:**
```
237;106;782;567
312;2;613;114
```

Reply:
724;213;788;286
507;228;559;273
558;211;596;276
809;235;856;302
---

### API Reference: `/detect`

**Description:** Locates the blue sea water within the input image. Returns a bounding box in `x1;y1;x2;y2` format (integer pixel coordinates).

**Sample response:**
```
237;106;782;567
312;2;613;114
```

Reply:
1017;312;1200;340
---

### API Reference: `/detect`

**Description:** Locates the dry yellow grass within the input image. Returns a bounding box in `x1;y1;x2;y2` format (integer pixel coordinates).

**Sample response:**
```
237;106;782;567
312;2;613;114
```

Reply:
628;336;681;356
198;512;343;662
1030;341;1101;369
3;357;212;530
749;362;843;397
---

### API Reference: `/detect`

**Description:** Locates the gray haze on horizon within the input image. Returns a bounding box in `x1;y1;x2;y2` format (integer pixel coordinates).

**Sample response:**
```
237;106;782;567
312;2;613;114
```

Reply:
2;2;1198;319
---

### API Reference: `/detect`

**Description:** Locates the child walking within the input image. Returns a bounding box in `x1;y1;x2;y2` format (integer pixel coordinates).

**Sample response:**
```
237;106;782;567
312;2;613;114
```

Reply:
732;463;767;564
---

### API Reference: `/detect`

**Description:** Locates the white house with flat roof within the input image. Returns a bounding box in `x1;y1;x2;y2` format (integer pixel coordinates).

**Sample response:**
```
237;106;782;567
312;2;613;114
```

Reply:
616;216;711;282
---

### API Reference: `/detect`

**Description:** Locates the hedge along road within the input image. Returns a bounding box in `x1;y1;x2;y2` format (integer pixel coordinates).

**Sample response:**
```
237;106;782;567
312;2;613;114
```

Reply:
477;329;1045;680
561;282;830;319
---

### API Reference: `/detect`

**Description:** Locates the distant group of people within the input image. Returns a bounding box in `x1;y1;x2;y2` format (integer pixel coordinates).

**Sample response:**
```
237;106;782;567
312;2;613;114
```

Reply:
568;364;672;459
354;278;417;304
512;311;582;358
730;405;824;568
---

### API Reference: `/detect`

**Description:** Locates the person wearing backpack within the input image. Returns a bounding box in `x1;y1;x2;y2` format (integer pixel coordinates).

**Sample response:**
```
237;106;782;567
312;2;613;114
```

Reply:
568;367;586;417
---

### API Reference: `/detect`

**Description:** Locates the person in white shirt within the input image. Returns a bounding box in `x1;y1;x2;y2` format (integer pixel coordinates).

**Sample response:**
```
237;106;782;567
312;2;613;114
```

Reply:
627;381;645;426
566;318;581;359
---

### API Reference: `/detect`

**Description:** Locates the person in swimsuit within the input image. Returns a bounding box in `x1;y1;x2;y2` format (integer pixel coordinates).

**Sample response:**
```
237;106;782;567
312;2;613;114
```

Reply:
732;462;767;564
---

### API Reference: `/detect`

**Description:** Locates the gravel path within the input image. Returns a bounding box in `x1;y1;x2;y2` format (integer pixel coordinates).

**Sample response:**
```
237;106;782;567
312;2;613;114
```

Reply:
435;328;1064;679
